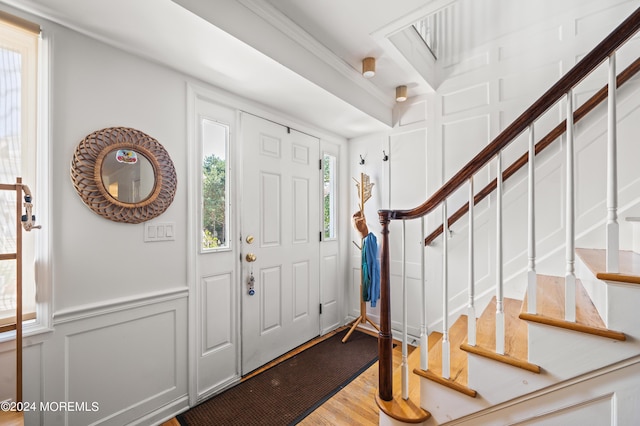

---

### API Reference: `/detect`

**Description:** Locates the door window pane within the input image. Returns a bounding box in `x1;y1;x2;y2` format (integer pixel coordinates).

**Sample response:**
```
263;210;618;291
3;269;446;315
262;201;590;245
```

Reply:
323;153;337;240
201;119;229;250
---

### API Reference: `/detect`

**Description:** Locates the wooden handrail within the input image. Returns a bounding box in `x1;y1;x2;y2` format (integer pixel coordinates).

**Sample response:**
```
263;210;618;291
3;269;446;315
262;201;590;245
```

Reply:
424;57;640;246
379;7;640;224
376;6;640;403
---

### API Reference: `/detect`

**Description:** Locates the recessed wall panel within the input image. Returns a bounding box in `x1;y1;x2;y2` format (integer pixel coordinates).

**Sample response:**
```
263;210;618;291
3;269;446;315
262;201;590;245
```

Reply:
399;100;427;126
292;143;309;164
442;115;490;181
293;177;309;243
498;26;561;61
260;134;281;158
441;83;489;116
261;172;281;247
201;273;233;355
390;129;427;209
322;255;338;303
261;266;282;333
293;261;309;320
66;311;177;425
499;62;561;102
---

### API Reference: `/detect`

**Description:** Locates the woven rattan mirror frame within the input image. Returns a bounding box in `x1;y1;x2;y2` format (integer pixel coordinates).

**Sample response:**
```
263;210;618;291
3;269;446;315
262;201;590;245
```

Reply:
70;127;177;224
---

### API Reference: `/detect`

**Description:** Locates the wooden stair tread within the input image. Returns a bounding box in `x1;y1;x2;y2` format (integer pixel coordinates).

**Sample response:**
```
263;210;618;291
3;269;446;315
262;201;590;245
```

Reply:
519;275;626;341
413;316;477;397
461;297;540;374
376;343;431;423
426;315;469;384
576;248;640;285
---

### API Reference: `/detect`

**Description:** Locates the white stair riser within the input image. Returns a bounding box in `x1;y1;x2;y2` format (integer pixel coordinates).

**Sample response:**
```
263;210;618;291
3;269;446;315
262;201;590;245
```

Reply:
605;281;640;333
447;359;640;426
626;218;640;254
528;323;639;378
419;380;486;424
466;355;551;403
576;256;609;323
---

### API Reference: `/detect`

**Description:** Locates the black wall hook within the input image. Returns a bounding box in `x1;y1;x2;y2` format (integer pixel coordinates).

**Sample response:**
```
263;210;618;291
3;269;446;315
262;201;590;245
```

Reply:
382;151;388;161
359;155;365;165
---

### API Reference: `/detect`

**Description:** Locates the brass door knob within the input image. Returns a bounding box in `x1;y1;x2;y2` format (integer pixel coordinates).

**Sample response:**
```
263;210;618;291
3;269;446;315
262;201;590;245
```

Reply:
245;253;257;262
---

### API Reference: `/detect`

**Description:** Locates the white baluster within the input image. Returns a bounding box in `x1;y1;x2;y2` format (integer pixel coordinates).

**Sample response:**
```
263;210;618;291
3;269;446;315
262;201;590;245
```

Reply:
442;201;450;379
402;220;409;400
420;216;428;371
496;152;505;355
468;177;476;346
527;124;537;313
565;90;576;322
607;52;619;273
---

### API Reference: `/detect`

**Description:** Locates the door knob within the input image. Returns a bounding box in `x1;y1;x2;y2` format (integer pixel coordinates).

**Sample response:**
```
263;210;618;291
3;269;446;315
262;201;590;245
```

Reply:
245;253;257;262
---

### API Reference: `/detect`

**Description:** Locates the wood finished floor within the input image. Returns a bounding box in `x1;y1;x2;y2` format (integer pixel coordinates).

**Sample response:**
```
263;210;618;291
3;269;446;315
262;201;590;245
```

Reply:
162;325;408;426
0;410;23;426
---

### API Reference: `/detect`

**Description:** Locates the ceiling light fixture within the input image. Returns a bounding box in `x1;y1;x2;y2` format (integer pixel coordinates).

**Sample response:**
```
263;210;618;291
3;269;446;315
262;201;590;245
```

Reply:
362;57;376;78
395;85;407;102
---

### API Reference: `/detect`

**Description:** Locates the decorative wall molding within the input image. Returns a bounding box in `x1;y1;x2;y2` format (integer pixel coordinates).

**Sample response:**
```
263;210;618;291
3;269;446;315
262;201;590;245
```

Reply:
43;297;188;425
52;287;188;325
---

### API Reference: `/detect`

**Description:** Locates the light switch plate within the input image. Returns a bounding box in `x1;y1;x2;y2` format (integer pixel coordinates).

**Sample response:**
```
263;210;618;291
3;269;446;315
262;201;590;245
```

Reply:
144;222;175;242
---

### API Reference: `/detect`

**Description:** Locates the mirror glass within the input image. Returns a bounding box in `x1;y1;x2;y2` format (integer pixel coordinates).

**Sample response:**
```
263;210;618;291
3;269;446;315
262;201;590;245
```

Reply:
100;149;155;204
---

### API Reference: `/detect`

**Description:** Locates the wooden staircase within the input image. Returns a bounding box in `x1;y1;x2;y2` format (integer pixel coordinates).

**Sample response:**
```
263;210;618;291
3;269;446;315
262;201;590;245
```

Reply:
380;248;640;424
375;7;640;425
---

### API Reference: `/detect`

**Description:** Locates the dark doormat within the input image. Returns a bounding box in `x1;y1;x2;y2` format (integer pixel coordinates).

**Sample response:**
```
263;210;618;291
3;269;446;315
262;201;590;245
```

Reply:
177;329;378;426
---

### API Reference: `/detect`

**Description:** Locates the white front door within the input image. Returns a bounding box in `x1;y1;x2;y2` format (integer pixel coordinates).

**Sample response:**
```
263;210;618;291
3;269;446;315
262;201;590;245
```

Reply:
240;113;320;374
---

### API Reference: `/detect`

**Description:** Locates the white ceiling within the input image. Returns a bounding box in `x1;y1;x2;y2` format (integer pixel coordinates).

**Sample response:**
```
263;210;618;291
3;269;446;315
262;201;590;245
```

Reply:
0;0;456;138
0;0;616;138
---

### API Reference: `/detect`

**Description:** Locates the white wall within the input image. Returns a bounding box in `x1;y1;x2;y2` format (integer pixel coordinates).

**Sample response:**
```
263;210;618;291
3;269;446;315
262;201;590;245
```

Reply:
0;5;349;425
347;0;640;339
27;17;190;426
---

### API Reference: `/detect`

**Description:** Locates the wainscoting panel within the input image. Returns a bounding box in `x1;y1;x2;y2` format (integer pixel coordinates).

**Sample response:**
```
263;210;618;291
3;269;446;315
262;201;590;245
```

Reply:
320;253;339;333
41;293;188;426
198;271;239;400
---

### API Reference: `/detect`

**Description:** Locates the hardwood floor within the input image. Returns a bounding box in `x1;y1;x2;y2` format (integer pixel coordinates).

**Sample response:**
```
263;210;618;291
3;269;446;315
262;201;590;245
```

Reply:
0;410;23;426
162;326;409;426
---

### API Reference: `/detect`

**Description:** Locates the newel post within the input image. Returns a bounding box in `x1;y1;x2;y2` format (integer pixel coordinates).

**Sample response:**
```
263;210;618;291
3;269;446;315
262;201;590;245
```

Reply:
378;211;393;401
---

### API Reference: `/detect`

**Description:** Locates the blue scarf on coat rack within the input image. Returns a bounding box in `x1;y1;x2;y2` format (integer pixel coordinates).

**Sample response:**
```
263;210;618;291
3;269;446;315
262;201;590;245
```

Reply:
361;232;380;307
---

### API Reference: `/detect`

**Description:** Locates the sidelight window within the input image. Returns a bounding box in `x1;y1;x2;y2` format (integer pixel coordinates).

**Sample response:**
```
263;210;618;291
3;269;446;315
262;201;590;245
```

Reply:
200;118;230;251
322;153;337;240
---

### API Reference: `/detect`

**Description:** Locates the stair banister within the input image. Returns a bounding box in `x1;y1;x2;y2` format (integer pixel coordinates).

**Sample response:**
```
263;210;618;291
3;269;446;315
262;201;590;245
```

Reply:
496;152;505;354
401;220;409;400
467;177;476;346
442;201;450;379
420;216;428;369
376;6;640;404
527;124;537;313
424;56;640;247
607;52;619;273
565;89;577;322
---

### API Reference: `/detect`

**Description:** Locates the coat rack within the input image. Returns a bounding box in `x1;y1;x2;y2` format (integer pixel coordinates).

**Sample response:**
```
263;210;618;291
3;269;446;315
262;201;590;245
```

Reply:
0;177;41;403
343;172;380;343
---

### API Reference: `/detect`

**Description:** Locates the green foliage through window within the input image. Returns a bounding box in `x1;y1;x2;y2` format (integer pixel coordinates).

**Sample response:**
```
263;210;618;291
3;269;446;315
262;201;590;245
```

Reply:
323;154;337;240
201;119;229;250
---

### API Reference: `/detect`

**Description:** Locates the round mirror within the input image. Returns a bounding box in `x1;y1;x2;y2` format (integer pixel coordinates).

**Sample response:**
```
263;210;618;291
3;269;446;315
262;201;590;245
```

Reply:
100;148;156;204
70;127;177;223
